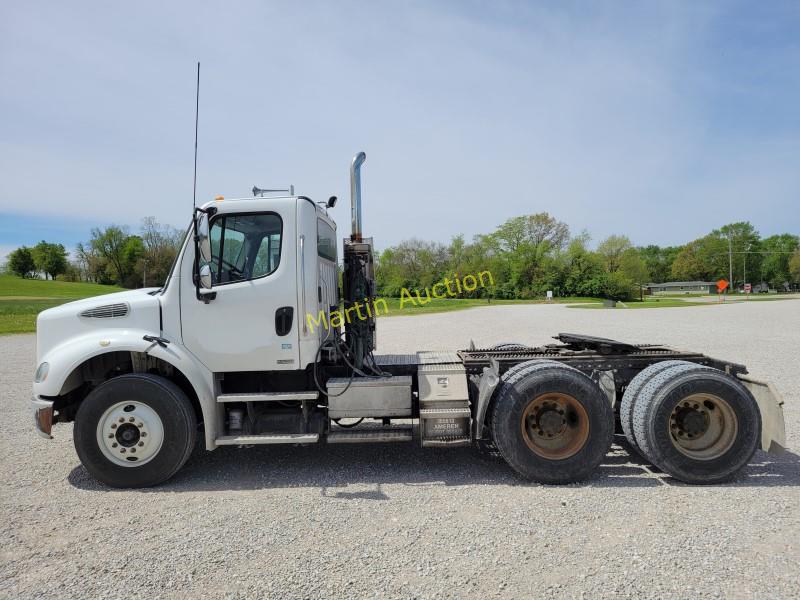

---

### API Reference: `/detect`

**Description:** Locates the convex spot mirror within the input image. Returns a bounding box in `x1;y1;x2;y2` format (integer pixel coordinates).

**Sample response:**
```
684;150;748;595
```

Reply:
196;214;212;264
199;264;212;290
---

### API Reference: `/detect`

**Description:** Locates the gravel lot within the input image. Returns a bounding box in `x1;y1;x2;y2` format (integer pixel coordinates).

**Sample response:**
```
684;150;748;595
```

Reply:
2;300;799;599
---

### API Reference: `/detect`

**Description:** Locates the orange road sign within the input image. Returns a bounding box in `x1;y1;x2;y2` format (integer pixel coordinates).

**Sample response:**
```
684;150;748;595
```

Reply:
717;279;729;293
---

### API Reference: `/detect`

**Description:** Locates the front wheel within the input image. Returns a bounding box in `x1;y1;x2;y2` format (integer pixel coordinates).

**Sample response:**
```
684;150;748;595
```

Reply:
74;374;197;488
491;361;614;483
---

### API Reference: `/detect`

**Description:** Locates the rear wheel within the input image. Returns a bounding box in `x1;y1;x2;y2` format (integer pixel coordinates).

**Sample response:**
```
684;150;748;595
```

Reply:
491;361;614;483
619;360;691;455
632;365;760;484
74;374;197;488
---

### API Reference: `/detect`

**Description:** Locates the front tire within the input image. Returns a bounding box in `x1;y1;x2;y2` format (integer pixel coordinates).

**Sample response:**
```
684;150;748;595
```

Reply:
74;374;197;488
491;361;614;483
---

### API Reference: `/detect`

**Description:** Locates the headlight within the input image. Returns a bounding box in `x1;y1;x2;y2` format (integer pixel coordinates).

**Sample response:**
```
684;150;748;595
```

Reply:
34;362;49;383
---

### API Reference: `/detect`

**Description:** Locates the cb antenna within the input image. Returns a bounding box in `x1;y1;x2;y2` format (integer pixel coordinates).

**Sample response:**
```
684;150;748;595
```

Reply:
192;62;200;210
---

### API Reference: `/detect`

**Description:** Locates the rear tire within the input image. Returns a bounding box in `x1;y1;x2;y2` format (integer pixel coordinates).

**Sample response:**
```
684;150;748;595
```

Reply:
74;374;197;488
491;361;614;483
619;360;691;455
632;365;760;484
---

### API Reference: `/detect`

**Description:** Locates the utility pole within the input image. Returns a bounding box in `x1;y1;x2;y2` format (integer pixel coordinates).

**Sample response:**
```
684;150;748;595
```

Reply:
743;244;750;288
143;259;147;288
728;233;733;291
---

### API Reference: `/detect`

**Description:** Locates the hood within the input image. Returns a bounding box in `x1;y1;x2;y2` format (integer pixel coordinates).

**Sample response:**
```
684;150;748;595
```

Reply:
36;288;162;362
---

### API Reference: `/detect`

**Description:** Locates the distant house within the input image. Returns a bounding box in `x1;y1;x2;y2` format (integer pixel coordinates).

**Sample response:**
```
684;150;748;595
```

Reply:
646;281;717;295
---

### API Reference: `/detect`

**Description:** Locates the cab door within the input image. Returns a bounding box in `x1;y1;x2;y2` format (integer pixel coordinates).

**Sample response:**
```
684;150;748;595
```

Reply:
179;204;300;372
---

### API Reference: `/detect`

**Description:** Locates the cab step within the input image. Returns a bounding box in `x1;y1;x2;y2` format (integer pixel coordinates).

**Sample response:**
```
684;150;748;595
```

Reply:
216;391;319;403
215;433;320;446
326;426;413;444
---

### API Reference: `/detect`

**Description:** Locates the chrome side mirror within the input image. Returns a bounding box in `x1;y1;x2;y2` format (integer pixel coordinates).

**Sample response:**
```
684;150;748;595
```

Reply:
196;214;212;263
199;264;213;289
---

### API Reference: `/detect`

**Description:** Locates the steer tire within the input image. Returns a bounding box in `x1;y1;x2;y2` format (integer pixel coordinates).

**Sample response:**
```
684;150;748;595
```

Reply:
619;360;691;456
74;374;197;488
491;361;614;484
631;365;761;484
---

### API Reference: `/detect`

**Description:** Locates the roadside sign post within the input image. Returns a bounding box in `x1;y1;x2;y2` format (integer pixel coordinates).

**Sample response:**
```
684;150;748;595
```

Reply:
717;279;729;303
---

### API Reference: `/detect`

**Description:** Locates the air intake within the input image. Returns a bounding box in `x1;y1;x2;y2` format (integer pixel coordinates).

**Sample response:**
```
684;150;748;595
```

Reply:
80;303;129;319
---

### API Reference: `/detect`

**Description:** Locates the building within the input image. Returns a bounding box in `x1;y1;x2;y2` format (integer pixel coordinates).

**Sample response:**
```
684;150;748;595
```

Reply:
646;281;717;295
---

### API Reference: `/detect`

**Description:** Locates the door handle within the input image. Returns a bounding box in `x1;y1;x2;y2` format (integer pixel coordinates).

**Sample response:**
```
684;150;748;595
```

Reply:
275;306;294;337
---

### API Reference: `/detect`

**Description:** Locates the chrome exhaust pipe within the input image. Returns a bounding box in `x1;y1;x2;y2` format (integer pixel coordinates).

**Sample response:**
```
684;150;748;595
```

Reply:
350;151;366;240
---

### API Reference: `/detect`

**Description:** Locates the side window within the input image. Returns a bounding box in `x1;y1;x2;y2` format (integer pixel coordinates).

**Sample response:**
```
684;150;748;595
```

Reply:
208;213;282;285
317;219;337;262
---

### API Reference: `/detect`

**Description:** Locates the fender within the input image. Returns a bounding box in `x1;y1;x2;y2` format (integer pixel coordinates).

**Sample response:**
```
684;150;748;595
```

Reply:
33;328;220;450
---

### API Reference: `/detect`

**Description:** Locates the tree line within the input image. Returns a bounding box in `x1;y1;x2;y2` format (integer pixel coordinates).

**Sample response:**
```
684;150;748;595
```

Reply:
5;217;184;289
376;214;800;300
4;212;799;299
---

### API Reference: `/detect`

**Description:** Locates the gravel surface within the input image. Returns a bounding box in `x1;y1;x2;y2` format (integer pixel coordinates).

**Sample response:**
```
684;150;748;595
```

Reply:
1;300;799;599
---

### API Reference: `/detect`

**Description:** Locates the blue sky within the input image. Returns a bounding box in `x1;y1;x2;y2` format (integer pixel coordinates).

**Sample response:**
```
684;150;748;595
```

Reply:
1;1;799;263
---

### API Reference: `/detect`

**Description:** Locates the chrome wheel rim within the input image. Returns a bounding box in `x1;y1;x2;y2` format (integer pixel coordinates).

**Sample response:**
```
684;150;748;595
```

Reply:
668;393;738;460
96;401;164;467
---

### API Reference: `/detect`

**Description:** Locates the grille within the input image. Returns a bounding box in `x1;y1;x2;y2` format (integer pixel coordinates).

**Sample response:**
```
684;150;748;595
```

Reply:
80;303;129;319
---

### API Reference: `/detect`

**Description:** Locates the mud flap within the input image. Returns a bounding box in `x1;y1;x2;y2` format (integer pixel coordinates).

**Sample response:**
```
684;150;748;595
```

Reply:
738;375;786;454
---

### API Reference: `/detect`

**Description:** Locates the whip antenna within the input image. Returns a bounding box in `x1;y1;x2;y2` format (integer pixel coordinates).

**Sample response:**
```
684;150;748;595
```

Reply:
192;62;200;209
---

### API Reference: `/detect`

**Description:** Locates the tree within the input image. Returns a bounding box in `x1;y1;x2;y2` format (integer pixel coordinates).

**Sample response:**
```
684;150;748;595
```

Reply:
493;213;569;253
31;241;67;280
89;226;130;283
638;245;680;283
789;249;800;285
596;235;632;273
759;234;799;288
139;216;183;287
619;248;650;300
7;246;36;278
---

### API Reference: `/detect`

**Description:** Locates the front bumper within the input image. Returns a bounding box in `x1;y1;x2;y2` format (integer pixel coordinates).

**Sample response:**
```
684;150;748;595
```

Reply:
32;398;54;439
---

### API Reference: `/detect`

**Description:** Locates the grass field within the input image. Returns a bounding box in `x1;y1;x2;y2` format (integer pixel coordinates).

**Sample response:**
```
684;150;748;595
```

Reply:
567;299;708;309
0;275;124;334
377;296;600;316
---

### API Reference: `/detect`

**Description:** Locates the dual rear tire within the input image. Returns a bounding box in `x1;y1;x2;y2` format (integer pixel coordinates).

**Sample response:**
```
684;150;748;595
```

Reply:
620;361;761;484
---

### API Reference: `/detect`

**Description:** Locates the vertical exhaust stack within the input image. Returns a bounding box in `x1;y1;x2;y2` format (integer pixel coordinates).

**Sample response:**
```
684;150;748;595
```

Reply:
350;151;366;241
343;151;376;366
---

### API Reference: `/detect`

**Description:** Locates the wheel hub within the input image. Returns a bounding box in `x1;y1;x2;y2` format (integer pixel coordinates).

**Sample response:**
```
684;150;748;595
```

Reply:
668;394;738;460
96;401;164;467
521;393;589;460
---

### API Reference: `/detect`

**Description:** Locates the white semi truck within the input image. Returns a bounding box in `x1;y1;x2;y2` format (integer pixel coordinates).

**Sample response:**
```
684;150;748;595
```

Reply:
32;153;786;487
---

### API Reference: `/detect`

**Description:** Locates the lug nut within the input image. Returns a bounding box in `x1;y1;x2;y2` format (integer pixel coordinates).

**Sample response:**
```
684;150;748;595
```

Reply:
108;433;113;438
130;448;136;453
111;423;117;429
129;417;135;422
119;417;125;423
137;423;144;428
141;432;147;437
138;442;144;447
112;442;118;448
120;448;126;453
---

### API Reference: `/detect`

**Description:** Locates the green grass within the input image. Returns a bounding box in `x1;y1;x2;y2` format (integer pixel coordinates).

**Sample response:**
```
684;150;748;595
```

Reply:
567;298;708;309
375;296;601;316
0;275;124;334
0;274;123;298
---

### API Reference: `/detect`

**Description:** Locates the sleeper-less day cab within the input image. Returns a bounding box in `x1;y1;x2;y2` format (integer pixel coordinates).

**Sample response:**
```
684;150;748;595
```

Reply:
33;153;786;487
